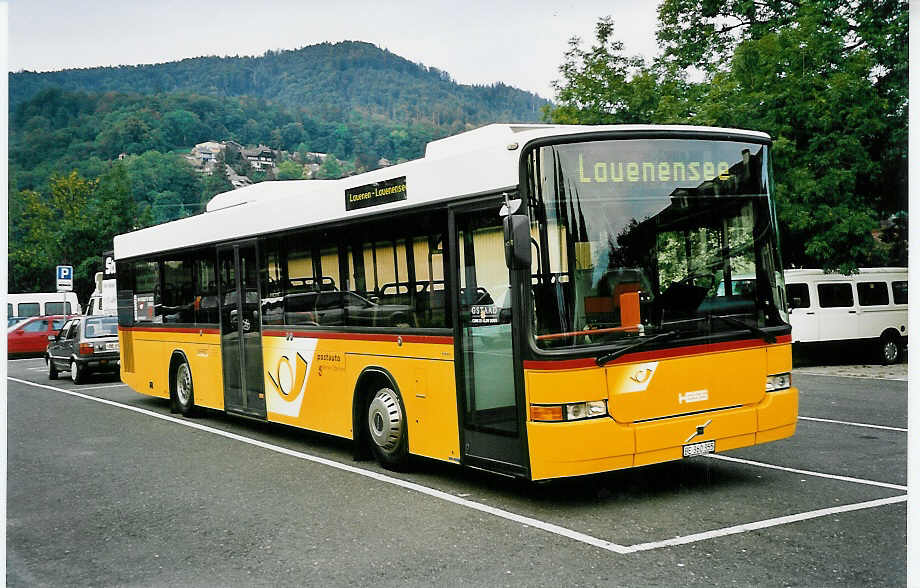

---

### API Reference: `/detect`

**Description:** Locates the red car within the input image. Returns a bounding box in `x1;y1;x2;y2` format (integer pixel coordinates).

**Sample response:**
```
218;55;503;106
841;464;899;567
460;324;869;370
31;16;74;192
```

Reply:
7;315;71;357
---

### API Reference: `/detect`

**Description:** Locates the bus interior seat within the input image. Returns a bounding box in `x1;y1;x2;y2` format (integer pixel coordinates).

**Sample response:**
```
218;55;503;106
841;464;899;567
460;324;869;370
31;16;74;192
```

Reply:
532;276;573;337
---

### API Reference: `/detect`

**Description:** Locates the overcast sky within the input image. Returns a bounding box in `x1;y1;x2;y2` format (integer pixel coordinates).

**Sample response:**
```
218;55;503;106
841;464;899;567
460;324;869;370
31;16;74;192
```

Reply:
8;0;661;100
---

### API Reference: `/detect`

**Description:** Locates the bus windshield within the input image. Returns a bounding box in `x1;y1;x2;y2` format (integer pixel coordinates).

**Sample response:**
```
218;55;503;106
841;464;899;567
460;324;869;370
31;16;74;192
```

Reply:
526;138;787;350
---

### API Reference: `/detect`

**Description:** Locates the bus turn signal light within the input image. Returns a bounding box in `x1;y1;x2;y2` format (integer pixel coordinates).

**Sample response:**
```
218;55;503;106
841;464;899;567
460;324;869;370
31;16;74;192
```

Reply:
530;400;608;422
530;405;564;422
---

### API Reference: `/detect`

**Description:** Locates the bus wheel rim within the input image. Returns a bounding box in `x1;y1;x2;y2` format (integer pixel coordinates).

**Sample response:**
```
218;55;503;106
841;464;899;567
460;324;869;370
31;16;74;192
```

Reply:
368;388;402;452
176;363;192;405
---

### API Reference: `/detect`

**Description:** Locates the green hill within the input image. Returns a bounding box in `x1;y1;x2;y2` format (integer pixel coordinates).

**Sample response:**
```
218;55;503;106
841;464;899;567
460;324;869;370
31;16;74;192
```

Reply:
10;41;549;127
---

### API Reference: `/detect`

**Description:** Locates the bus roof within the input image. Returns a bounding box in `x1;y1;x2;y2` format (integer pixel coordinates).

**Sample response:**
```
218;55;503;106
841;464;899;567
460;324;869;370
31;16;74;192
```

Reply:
114;124;771;260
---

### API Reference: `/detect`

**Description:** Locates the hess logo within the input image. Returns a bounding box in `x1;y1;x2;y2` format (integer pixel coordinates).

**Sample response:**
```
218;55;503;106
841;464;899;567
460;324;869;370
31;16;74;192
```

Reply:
267;352;309;402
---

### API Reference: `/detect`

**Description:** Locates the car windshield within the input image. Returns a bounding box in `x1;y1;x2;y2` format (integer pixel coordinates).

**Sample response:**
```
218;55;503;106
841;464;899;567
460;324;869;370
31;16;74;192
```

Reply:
84;316;118;338
525;137;787;351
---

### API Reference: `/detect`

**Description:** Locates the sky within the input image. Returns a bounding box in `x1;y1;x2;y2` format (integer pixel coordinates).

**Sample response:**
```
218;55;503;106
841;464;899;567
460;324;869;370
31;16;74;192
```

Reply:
7;0;661;100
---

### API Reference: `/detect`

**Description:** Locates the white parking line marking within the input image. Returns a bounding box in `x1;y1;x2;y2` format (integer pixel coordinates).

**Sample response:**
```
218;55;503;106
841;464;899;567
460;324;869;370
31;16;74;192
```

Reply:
625;495;907;553
706;454;907;491
8;376;908;556
799;415;907;432
7;377;634;554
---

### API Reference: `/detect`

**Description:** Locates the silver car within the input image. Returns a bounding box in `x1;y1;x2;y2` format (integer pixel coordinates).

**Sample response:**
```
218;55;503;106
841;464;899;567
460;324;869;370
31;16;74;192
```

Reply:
47;315;120;384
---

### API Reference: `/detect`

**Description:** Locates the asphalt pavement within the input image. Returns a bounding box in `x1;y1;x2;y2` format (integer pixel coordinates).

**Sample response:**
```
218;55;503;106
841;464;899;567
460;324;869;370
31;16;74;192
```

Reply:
6;357;907;586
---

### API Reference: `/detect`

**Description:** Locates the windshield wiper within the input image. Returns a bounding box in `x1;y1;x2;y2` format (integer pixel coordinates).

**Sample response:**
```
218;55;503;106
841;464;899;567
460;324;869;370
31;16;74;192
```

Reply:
709;314;776;343
596;331;679;367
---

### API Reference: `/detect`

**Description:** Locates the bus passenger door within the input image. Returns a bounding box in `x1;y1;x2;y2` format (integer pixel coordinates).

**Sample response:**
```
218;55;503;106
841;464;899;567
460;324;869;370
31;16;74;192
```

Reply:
453;207;529;477
218;243;267;418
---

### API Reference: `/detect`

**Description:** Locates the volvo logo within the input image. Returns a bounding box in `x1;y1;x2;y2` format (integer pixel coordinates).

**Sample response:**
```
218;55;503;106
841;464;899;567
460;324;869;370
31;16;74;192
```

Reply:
685;419;712;443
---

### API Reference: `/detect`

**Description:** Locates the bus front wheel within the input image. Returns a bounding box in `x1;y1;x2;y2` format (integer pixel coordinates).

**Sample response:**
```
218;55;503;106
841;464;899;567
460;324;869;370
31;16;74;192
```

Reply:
366;386;408;470
174;358;196;416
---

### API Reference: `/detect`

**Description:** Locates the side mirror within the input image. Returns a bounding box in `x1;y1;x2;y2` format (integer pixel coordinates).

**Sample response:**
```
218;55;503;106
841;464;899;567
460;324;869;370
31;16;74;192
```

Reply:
503;214;531;270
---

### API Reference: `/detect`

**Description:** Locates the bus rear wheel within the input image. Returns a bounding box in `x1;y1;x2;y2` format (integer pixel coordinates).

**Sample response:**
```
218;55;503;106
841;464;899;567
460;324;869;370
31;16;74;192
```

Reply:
174;359;196;416
366;387;408;470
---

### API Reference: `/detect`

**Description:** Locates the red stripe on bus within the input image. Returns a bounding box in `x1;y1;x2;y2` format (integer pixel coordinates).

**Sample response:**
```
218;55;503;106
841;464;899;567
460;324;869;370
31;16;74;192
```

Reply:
523;334;792;370
120;326;220;335
262;330;454;345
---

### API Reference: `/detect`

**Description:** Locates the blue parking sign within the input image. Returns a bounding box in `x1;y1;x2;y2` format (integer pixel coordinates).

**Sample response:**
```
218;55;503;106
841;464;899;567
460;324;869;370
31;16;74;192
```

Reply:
56;265;74;292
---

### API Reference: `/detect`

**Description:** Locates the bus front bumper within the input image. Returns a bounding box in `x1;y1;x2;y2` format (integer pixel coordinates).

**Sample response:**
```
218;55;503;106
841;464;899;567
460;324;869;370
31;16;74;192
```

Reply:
526;387;798;481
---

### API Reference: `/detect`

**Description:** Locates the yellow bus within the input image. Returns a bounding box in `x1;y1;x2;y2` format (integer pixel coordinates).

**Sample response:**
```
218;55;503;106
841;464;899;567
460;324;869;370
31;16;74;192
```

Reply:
114;124;797;480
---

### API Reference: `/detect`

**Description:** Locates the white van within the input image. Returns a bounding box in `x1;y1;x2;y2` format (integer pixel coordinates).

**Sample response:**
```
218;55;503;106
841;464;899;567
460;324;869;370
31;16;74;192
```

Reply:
784;268;907;364
86;271;117;316
7;292;82;319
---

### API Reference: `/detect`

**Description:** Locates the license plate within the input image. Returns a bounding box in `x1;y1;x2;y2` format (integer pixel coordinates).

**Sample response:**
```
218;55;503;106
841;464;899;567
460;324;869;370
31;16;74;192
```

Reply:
682;440;715;458
105;342;118;351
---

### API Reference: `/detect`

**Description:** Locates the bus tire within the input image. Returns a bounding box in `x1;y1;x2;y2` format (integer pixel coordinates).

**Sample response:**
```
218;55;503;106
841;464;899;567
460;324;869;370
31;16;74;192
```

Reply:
47;356;58;380
366;386;409;470
173;356;196;417
879;332;901;365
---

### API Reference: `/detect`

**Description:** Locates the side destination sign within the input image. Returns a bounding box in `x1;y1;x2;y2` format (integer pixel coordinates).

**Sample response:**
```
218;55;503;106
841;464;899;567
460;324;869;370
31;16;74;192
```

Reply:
345;176;407;211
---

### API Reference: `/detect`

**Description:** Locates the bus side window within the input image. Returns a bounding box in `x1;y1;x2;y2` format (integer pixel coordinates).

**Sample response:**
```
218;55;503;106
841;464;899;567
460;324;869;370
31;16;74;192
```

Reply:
197;251;220;326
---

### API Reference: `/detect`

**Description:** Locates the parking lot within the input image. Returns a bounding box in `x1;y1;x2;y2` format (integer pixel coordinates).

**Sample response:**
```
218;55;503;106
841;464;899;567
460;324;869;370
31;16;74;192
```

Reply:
6;357;907;586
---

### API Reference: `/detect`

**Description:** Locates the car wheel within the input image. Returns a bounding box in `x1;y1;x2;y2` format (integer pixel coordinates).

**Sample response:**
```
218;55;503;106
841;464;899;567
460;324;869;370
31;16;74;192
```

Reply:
879;334;901;365
47;356;58;380
70;360;84;384
366;386;409;470
174;359;196;416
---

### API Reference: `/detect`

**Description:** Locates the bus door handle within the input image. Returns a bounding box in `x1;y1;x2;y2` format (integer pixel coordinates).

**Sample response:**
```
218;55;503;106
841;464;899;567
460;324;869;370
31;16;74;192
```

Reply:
848;310;857;314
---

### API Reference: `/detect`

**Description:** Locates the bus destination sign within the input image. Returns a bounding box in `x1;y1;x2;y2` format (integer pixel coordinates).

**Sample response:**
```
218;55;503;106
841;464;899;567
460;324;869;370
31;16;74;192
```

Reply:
345;176;407;211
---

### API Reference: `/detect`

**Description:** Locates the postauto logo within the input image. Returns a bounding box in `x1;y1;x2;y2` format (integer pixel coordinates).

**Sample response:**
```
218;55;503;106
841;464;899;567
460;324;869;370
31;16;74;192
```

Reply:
267;352;309;402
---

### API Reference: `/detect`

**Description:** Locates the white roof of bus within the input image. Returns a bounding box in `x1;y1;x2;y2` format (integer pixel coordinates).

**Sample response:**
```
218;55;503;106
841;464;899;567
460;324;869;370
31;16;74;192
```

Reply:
114;123;771;260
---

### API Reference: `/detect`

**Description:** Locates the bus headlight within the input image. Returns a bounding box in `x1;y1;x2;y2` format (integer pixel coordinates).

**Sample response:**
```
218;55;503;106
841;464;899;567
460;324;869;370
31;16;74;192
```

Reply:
766;372;791;392
530;400;608;422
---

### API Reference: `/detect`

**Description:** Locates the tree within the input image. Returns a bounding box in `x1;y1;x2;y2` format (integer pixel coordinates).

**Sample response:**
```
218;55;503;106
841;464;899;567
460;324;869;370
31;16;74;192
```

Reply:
547;6;907;272
10;171;100;298
546;17;649;124
276;160;305;180
314;154;344;179
201;160;234;203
